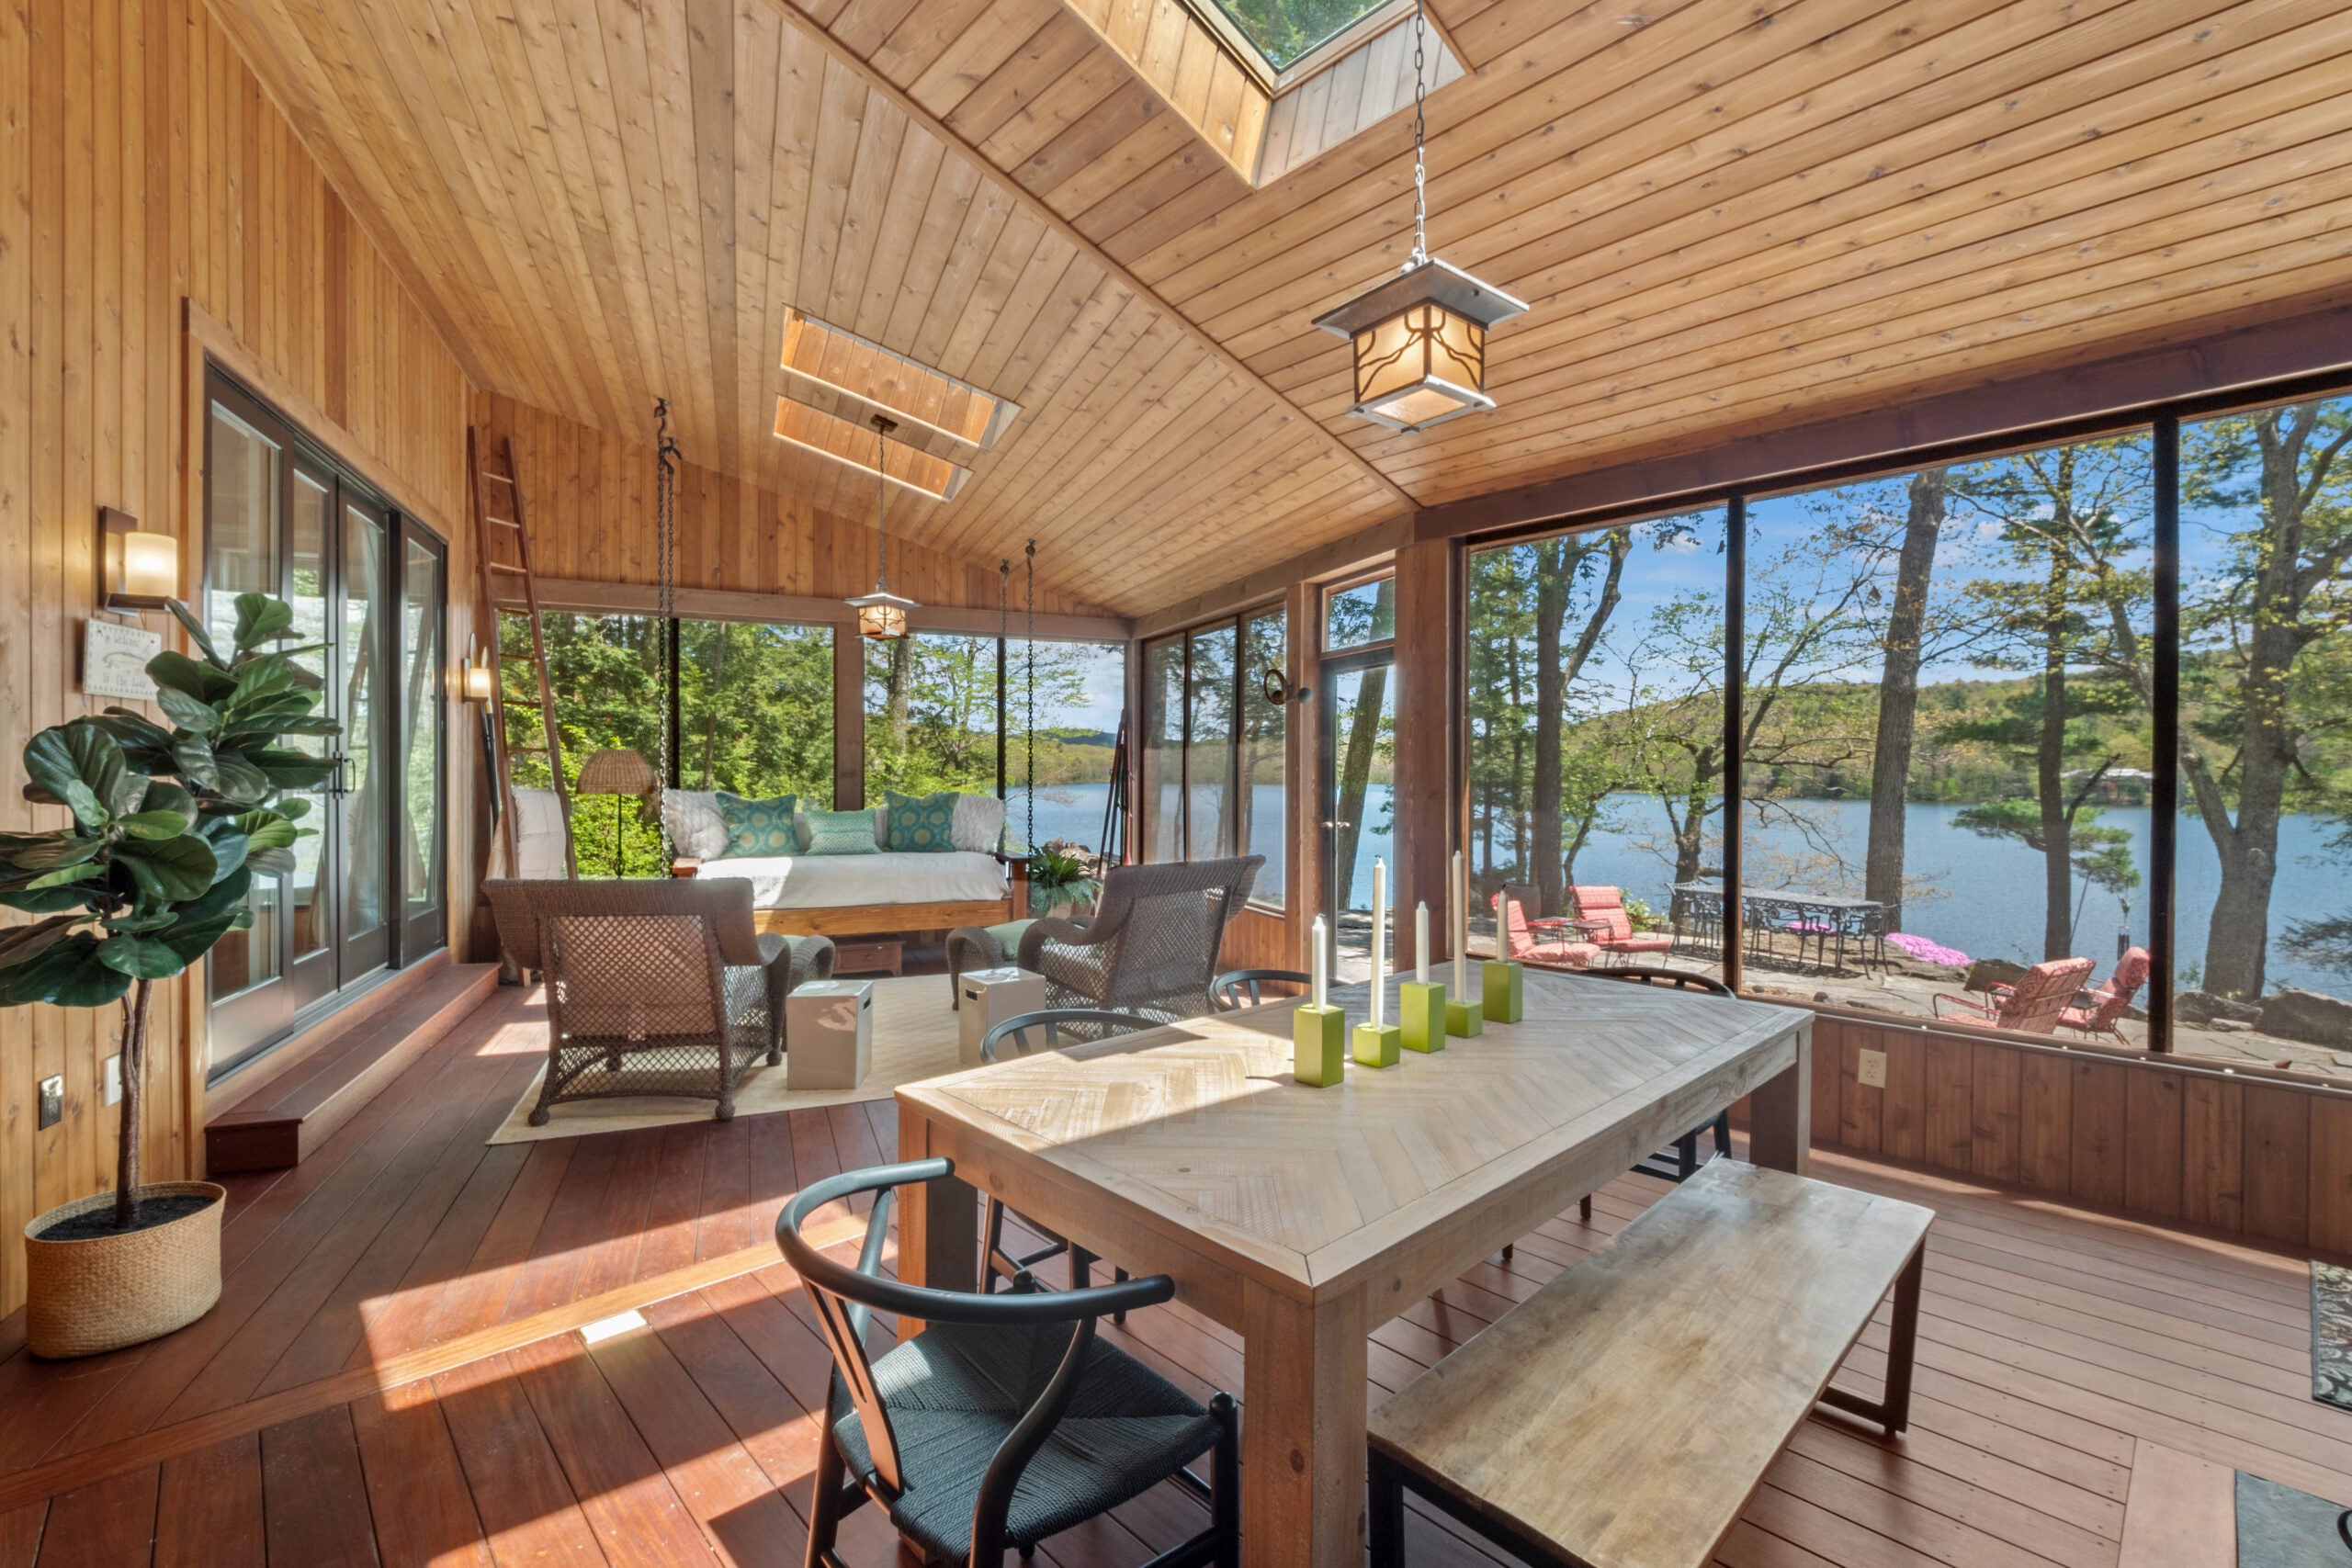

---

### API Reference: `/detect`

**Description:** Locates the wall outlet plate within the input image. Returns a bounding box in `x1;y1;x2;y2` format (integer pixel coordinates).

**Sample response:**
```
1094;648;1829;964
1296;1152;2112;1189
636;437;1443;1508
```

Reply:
38;1074;64;1129
104;1054;123;1106
1857;1048;1888;1089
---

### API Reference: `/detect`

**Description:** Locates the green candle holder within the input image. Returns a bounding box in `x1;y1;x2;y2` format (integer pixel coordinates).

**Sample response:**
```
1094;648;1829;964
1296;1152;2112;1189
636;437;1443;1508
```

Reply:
1483;959;1525;1023
1399;981;1446;1053
1445;987;1484;1038
1353;1021;1401;1068
1294;1004;1346;1087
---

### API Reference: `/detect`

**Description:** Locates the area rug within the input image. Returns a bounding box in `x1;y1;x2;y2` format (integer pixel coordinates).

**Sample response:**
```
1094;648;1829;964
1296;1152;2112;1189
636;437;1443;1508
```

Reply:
2313;1262;2352;1411
2237;1471;2352;1564
487;974;966;1145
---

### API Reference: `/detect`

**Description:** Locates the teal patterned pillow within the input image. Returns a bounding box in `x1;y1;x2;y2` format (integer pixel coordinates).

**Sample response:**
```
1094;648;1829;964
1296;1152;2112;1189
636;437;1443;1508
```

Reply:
716;793;797;857
802;808;879;856
886;790;959;853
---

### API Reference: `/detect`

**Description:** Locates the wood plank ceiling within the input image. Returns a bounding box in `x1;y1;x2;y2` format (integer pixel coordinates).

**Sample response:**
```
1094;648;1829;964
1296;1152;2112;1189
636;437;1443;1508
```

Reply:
204;0;2352;615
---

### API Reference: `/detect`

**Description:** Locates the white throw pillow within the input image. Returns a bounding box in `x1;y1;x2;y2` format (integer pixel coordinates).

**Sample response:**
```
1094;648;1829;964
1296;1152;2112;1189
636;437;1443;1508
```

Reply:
659;789;730;861
496;787;571;878
953;793;1006;854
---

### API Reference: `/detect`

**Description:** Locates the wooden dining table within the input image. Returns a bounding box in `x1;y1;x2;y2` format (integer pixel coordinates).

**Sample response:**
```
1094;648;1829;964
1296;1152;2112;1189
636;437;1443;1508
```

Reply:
893;966;1813;1568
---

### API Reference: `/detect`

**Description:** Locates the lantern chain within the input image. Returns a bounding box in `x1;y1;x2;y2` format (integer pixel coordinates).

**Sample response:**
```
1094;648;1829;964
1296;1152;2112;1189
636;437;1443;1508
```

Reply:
1023;539;1036;857
653;397;679;862
1408;0;1428;267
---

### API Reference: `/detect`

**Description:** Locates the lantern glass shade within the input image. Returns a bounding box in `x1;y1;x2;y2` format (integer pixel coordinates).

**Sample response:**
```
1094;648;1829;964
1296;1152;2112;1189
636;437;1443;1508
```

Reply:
849;591;915;640
98;509;177;609
1313;258;1527;434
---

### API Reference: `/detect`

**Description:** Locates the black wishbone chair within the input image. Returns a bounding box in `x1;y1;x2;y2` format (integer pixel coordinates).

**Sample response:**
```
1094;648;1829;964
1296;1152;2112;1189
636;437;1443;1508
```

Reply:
1209;968;1312;1010
979;1010;1149;1317
777;1161;1240;1568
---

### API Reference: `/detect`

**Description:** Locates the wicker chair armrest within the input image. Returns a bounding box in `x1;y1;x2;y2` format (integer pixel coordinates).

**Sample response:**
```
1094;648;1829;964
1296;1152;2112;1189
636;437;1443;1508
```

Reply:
1017;915;1102;969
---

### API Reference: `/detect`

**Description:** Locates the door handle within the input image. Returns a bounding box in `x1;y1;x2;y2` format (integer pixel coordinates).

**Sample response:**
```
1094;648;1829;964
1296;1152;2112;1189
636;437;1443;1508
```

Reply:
1323;820;1351;830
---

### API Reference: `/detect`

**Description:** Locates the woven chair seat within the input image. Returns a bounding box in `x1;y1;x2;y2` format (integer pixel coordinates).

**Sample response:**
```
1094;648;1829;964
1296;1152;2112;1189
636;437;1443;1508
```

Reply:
833;1319;1217;1561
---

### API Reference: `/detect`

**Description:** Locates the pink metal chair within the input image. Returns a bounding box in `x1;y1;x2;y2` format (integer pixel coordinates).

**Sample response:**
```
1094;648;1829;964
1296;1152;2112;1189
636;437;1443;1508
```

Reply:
1494;884;1600;969
1931;956;2095;1035
2061;947;2151;1043
1570;885;1675;965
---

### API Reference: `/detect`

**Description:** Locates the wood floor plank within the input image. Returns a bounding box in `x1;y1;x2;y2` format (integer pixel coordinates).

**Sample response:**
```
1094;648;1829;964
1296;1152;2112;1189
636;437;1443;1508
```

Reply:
509;1336;719;1565
152;1434;263;1568
25;1462;153;1568
348;1386;494;1568
260;1406;379;1568
432;1352;609;1568
0;1504;42;1568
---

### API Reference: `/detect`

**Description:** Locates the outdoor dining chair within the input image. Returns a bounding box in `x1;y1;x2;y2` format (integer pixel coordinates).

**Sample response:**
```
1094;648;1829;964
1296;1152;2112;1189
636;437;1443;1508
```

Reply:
1569;885;1675;965
1494;884;1601;968
1932;956;2096;1034
2061;947;2151;1043
978;1009;1152;1317
1210;968;1311;1009
776;1160;1240;1568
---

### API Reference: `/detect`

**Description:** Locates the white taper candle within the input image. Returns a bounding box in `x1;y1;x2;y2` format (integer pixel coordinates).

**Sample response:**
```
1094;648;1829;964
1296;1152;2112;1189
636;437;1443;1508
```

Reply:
1452;851;1467;992
1311;915;1328;1010
1371;859;1386;1027
1415;902;1430;985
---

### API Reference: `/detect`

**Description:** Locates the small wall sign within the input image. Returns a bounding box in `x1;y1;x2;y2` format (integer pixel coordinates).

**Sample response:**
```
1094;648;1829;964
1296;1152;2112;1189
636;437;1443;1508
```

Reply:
38;1074;63;1130
83;618;163;702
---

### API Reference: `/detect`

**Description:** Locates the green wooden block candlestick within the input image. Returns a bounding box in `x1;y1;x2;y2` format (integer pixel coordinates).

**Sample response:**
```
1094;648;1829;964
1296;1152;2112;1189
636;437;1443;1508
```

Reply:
1294;1004;1346;1087
1399;981;1446;1053
1353;1021;1401;1068
1483;959;1525;1023
1444;989;1484;1038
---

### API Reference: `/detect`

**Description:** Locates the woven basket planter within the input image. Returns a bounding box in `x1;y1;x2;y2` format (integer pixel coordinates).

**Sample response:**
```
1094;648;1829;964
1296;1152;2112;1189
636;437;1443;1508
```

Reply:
24;1181;225;1359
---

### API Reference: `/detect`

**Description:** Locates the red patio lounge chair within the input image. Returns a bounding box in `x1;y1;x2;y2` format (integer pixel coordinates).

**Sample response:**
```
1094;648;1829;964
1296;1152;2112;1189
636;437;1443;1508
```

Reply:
1494;884;1600;969
1570;885;1675;965
1930;956;2095;1035
2061;946;2151;1043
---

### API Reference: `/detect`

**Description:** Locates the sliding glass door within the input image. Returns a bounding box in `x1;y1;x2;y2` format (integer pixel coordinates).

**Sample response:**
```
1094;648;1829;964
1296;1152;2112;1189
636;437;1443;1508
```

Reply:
204;369;446;1071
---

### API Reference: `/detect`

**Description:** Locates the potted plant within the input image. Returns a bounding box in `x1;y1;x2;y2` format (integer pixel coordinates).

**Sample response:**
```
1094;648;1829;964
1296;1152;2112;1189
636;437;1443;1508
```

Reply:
1027;840;1102;920
4;593;335;1359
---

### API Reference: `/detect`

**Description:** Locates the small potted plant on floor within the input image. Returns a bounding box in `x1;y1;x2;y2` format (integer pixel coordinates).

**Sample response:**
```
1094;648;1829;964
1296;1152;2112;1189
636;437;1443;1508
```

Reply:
1027;840;1102;920
5;593;335;1359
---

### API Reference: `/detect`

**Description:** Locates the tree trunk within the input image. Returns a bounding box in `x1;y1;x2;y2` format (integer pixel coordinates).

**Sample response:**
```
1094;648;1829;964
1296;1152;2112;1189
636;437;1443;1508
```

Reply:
114;977;151;1230
1530;542;1569;916
2037;551;2074;961
885;636;914;750
1333;664;1387;919
1863;468;1947;923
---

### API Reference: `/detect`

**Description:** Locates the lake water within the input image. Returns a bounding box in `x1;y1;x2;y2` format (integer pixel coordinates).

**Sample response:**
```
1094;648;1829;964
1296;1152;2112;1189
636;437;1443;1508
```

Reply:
1011;783;2348;995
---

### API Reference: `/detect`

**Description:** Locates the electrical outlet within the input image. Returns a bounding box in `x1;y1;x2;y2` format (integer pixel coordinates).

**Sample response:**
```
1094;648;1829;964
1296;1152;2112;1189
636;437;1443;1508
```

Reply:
104;1054;123;1106
1857;1049;1888;1089
38;1075;64;1129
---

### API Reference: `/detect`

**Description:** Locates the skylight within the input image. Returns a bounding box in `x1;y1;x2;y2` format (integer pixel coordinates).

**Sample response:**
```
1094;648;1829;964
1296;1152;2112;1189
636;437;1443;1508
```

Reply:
1210;0;1396;72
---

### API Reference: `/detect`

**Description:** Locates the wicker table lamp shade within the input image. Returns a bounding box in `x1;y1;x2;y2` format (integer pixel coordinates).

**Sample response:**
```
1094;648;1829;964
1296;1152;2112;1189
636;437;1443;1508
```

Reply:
577;748;661;798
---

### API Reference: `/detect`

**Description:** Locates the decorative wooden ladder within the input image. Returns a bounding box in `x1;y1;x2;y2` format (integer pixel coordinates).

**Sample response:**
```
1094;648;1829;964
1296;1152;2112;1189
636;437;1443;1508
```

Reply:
469;424;576;878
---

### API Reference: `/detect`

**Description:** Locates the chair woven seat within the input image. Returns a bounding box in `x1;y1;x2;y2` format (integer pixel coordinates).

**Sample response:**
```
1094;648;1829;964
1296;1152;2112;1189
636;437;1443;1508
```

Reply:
833;1319;1219;1561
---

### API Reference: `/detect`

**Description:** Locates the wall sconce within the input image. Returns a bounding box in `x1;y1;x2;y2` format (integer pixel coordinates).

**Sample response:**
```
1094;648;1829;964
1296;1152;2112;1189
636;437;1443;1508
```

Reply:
98;507;177;611
461;656;494;704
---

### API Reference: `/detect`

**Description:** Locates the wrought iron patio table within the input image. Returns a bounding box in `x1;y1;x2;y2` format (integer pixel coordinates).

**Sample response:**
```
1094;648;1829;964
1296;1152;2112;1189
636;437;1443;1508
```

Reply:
893;966;1812;1568
1671;883;1891;972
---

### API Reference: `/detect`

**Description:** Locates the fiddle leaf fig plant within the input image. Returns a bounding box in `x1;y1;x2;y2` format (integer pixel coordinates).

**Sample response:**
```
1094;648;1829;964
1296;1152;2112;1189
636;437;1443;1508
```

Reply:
0;593;336;1230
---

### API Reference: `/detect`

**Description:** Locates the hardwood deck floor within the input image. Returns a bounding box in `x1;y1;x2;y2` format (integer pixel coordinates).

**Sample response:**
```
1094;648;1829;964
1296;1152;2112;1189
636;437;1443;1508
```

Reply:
0;982;2337;1565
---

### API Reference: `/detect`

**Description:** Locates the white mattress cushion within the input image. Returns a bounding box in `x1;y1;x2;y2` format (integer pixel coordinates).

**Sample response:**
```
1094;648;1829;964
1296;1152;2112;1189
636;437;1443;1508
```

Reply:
660;789;730;861
695;850;1006;910
952;794;1005;854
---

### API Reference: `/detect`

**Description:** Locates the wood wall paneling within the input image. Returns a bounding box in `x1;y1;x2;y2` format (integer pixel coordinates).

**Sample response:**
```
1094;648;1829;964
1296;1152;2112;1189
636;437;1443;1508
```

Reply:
0;0;474;1330
1809;1014;2352;1264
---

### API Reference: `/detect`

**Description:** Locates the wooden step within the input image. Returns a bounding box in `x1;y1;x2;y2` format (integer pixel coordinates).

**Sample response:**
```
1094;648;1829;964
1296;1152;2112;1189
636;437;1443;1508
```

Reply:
205;960;502;1174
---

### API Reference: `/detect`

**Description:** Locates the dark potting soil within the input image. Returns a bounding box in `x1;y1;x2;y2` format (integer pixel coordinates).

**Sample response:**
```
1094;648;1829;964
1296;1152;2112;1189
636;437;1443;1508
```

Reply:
36;1192;216;1241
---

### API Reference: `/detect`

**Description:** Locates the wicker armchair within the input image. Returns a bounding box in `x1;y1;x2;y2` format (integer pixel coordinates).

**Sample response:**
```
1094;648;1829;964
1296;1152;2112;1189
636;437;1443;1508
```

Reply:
1016;856;1262;1020
483;878;834;1124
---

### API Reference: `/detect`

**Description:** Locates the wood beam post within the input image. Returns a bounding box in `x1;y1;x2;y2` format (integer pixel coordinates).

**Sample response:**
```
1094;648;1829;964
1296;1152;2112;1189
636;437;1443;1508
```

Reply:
1390;537;1460;969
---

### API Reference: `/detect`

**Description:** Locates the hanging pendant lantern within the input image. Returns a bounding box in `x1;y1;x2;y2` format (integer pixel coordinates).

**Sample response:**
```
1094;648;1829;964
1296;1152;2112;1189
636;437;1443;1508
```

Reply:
845;413;916;639
1312;0;1523;434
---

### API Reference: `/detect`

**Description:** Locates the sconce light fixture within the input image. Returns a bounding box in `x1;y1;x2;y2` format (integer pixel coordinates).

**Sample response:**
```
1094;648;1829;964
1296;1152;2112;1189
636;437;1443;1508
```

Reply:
460;653;494;704
98;507;177;611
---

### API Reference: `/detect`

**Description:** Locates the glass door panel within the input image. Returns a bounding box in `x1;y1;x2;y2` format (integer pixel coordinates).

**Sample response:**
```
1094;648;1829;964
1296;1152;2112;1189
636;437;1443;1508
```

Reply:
287;468;335;1008
203;397;288;1065
1184;626;1236;860
338;498;390;977
1322;658;1395;963
400;529;447;958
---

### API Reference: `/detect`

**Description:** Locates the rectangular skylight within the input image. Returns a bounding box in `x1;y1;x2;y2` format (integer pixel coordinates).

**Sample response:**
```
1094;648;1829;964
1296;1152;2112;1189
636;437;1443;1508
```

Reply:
779;309;1016;458
1208;0;1397;71
773;398;969;502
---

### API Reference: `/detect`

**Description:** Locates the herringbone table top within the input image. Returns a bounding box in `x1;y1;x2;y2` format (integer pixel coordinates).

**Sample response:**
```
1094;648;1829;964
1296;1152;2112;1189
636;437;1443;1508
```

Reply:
899;969;1806;1298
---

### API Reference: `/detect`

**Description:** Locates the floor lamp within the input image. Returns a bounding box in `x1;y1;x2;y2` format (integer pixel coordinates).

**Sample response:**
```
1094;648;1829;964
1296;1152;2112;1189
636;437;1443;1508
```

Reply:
575;748;660;876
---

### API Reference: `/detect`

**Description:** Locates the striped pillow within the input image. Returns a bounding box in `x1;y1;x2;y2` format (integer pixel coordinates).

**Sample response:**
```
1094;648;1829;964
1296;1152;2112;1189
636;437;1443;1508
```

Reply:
801;808;880;856
886;790;959;852
716;793;797;857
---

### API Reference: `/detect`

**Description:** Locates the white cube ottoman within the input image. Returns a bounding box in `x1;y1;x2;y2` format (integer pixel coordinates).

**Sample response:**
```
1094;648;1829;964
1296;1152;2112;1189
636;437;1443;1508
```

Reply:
957;965;1048;1067
786;979;874;1090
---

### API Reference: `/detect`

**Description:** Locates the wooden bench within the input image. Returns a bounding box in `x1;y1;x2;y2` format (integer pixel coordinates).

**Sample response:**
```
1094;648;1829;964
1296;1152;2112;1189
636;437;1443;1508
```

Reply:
1367;1159;1932;1568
